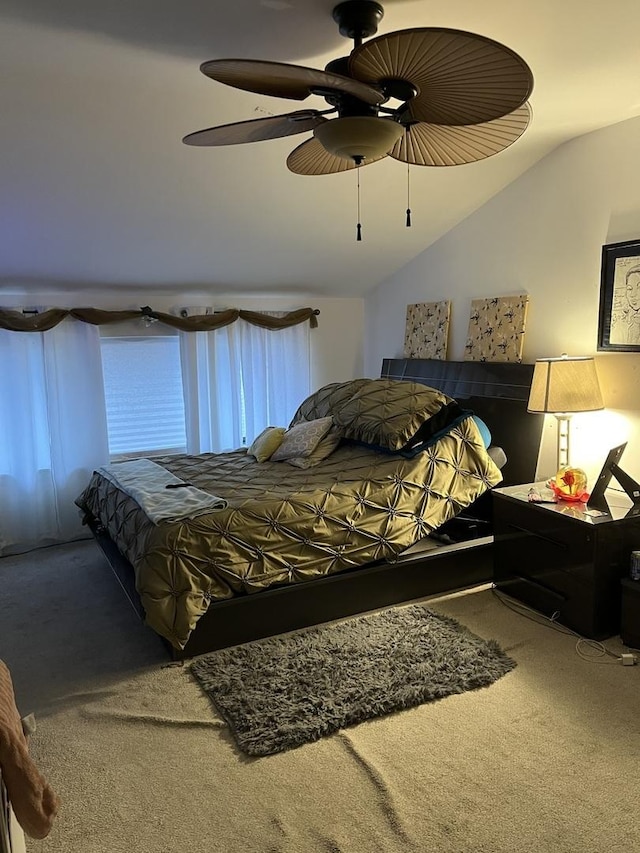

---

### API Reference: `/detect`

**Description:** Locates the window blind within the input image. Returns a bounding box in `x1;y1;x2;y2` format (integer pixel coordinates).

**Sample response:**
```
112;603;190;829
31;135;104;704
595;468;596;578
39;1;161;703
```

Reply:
100;336;187;457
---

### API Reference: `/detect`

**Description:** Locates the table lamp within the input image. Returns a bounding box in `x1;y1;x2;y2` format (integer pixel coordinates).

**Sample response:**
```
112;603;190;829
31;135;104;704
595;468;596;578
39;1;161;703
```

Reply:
527;354;604;470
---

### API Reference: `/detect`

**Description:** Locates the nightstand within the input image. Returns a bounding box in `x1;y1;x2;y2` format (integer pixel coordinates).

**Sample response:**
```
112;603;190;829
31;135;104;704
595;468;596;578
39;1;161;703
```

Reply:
493;483;640;640
620;578;640;648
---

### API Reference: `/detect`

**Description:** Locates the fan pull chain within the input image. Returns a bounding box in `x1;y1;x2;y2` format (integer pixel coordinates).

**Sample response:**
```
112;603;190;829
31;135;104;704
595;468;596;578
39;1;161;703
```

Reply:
356;164;362;241
406;161;412;228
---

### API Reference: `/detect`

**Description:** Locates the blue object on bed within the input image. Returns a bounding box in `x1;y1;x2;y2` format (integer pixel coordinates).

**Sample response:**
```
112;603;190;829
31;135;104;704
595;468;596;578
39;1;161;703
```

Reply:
472;415;492;448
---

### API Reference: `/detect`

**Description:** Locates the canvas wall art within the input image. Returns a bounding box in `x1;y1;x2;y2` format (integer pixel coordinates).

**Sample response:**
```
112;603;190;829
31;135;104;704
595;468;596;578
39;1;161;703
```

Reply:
464;295;529;362
403;301;451;360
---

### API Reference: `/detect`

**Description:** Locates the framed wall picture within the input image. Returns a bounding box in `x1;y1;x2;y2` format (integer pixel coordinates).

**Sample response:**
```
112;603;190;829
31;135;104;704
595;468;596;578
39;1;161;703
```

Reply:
597;238;640;351
403;300;451;359
464;295;529;362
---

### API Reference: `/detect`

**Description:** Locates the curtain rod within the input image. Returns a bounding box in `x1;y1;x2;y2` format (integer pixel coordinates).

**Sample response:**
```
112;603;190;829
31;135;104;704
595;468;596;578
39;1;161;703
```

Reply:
0;306;320;333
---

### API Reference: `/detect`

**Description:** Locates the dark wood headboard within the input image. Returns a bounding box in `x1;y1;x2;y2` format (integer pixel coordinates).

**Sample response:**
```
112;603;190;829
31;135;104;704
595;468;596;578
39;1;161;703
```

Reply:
381;358;543;486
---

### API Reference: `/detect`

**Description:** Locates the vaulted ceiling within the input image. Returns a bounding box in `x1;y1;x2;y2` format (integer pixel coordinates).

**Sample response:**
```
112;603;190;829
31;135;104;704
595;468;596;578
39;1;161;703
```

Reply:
1;0;639;297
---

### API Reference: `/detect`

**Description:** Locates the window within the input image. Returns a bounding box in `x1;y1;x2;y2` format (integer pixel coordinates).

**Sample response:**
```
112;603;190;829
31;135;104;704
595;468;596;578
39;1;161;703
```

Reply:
99;312;311;459
100;335;187;458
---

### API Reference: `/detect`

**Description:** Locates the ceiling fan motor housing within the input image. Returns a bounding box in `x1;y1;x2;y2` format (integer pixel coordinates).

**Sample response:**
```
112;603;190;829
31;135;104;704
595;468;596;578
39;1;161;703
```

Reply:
332;1;384;43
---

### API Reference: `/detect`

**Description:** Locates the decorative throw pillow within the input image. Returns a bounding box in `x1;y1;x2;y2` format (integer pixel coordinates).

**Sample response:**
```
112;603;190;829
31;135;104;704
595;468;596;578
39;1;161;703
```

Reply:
271;417;334;462
333;379;457;451
285;426;343;468
247;426;286;462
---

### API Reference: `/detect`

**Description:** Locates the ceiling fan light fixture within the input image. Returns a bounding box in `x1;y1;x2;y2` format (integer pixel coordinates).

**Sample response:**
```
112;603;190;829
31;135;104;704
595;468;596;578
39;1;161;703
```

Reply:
314;116;403;161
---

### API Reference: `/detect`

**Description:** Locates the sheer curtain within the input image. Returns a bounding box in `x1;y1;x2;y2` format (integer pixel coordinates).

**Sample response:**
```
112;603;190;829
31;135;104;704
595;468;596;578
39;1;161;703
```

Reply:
0;318;110;555
180;316;311;453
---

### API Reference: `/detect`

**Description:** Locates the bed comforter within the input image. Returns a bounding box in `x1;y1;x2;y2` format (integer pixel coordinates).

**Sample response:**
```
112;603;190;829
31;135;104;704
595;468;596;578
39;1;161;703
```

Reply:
76;416;501;649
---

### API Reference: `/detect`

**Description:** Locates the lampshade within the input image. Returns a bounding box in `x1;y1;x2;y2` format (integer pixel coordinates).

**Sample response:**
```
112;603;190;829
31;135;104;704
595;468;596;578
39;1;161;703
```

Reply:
527;355;604;414
528;355;604;473
314;116;404;161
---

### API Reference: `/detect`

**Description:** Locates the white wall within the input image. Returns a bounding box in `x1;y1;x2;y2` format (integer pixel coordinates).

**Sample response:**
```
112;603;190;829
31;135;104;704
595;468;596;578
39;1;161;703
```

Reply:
365;114;640;486
0;289;364;393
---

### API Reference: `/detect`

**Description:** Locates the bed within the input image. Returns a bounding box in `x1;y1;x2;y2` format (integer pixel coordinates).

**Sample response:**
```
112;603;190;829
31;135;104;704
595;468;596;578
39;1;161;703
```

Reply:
76;359;543;658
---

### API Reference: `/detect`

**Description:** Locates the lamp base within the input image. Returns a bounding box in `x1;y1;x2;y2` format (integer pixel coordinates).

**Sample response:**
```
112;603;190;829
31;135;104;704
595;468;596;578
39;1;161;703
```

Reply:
554;413;571;470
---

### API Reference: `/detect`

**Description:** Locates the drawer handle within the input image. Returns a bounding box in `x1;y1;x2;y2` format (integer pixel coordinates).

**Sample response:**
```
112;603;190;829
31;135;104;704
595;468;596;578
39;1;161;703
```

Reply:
506;522;569;550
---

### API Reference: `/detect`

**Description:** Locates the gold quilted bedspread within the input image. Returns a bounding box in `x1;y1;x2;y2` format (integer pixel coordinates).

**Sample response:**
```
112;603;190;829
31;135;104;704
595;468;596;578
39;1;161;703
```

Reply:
76;417;502;649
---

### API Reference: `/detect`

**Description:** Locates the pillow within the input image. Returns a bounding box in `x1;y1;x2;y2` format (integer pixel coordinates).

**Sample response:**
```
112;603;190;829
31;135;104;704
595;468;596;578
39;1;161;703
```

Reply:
488;445;507;469
289;379;370;426
247;426;285;462
471;415;492;449
333;378;460;451
270;417;334;462
285;426;343;469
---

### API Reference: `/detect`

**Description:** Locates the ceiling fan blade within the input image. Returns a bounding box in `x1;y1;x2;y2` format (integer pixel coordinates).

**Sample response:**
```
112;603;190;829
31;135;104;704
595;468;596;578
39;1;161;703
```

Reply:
200;59;384;106
183;110;328;146
389;103;531;166
350;28;533;126
286;137;386;175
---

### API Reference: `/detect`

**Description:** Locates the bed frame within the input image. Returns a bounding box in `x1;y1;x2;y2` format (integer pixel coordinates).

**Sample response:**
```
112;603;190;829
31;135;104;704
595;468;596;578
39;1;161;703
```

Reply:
87;358;544;659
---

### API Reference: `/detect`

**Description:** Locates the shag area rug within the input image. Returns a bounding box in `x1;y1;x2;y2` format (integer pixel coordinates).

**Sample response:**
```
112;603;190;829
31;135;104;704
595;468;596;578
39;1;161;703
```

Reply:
190;604;516;756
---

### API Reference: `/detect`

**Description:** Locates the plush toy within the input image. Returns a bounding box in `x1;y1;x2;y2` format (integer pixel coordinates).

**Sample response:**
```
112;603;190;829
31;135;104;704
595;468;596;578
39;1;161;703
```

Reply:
0;660;60;839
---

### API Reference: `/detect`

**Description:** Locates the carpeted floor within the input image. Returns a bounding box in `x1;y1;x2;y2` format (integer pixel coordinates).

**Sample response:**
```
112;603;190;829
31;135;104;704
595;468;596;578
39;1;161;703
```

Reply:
1;540;639;853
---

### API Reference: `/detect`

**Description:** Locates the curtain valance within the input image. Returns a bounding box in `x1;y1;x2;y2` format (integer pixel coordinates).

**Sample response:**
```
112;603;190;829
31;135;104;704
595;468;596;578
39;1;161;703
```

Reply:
0;305;319;333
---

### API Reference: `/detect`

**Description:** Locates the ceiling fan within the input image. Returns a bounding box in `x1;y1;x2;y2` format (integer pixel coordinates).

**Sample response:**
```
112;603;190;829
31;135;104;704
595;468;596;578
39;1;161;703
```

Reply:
183;0;534;175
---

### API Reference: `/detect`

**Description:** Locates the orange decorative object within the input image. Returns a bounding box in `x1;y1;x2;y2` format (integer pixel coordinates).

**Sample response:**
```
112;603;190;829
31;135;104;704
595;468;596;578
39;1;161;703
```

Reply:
548;467;589;502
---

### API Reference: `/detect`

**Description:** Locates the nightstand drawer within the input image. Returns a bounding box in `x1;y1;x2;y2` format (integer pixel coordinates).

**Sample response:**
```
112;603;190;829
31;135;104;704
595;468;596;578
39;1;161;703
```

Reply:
497;573;597;635
493;500;594;588
494;532;594;630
